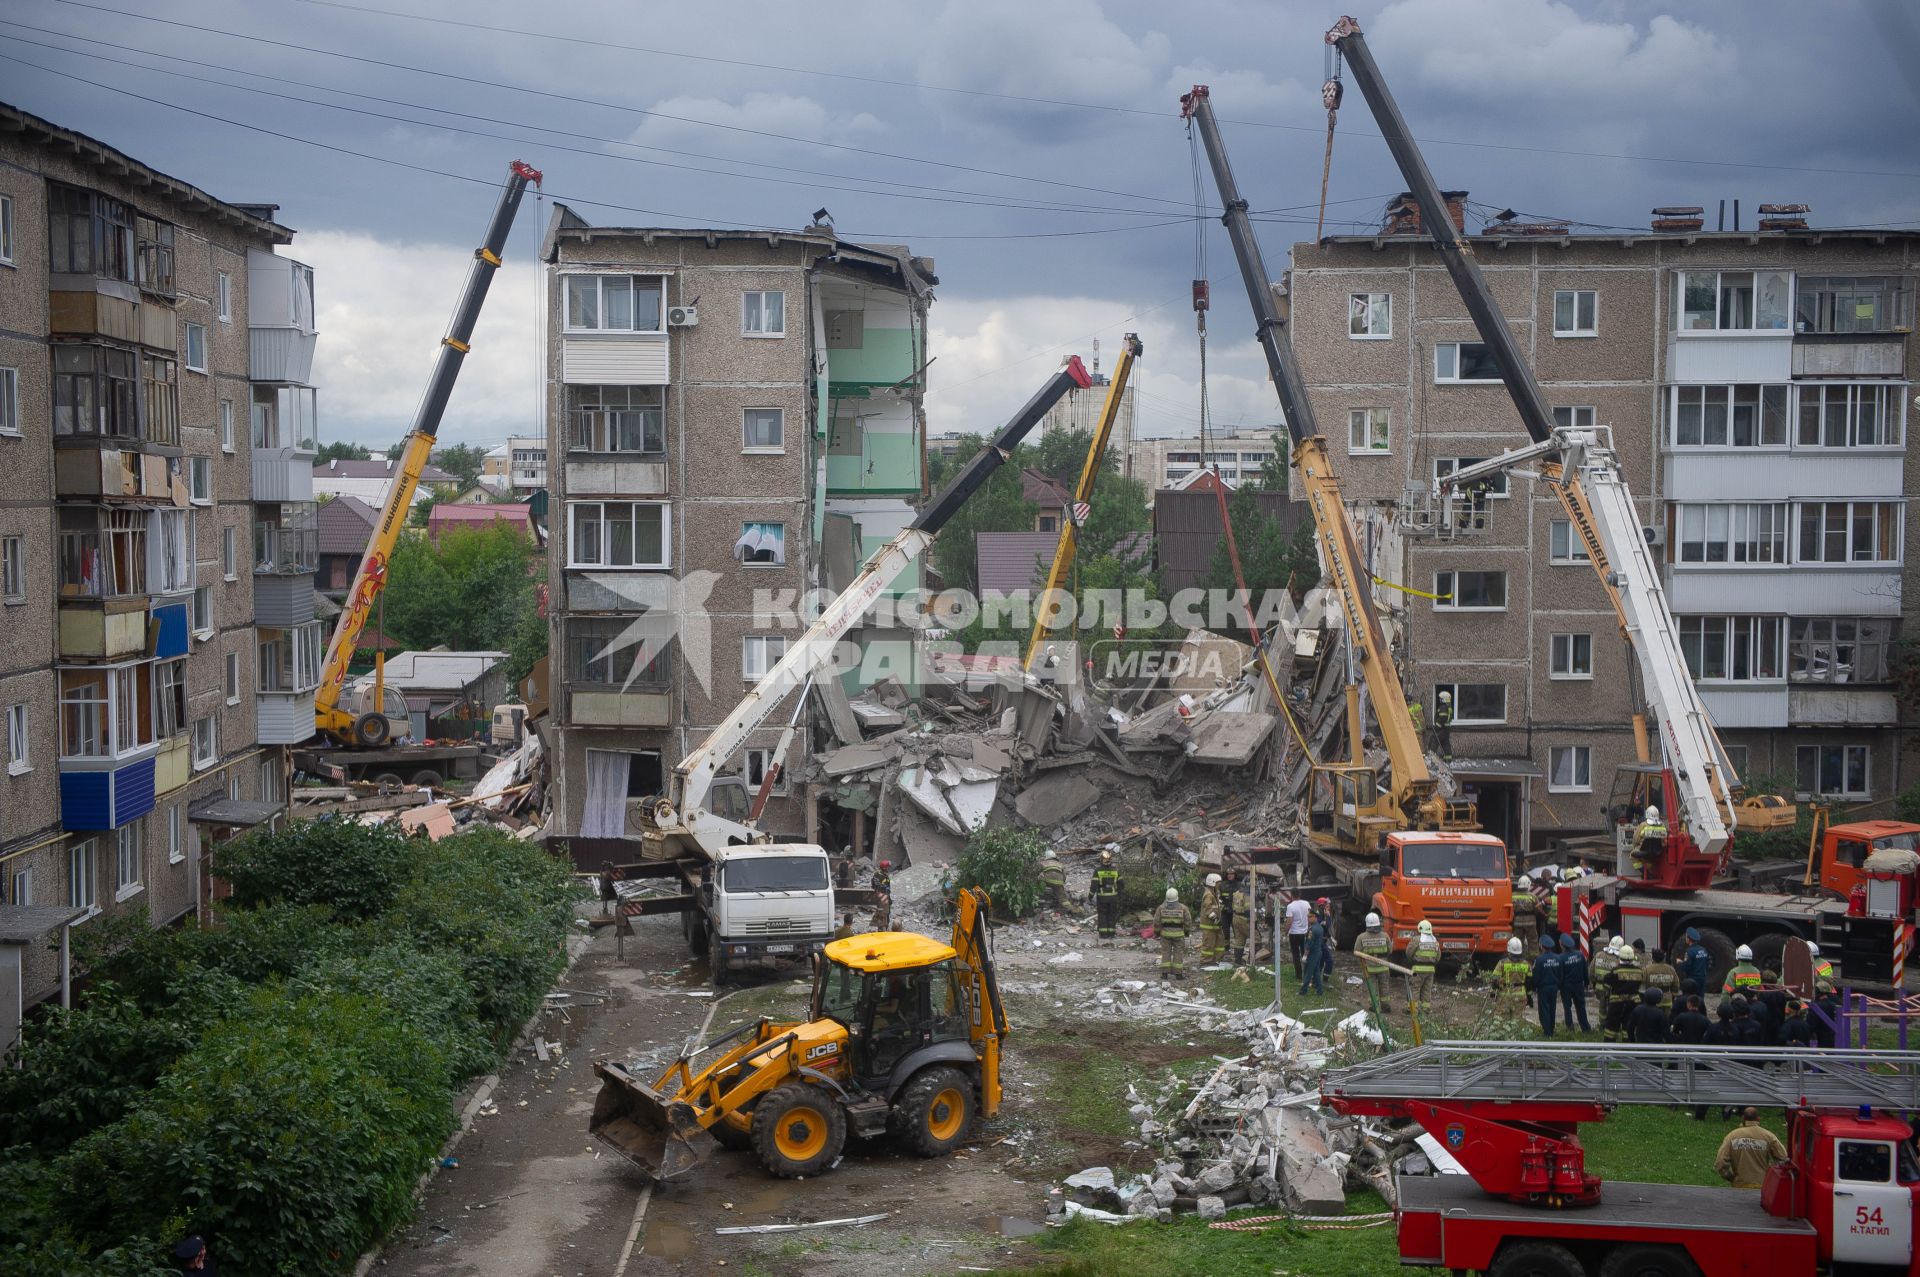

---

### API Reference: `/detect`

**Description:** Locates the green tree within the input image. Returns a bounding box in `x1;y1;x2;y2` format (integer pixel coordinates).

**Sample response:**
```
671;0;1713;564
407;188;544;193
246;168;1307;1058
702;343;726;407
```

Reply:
407;489;440;528
1246;432;1289;493
1196;489;1319;607
315;440;371;464
437;523;538;650
1031;427;1117;491
379;534;459;649
926;435;1037;595
502;604;548;689
432;442;488;490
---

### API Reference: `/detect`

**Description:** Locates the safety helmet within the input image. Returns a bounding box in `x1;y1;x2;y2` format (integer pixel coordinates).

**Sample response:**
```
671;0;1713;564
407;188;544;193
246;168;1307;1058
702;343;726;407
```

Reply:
1365;911;1381;928
1164;887;1180;904
1438;690;1452;701
1507;937;1523;955
1645;805;1660;822
1562;866;1581;881
1417;919;1434;935
1517;873;1532;888
1100;848;1114;862
1735;943;1753;960
1807;942;1820;958
1609;937;1626;954
1316;896;1330;909
1043;849;1057;860
880;860;892;870
1206;873;1221;886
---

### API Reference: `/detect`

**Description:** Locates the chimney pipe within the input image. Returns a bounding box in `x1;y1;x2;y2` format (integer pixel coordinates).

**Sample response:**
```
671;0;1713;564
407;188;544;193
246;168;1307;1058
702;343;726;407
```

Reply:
1733;199;1740;232
1718;200;1725;232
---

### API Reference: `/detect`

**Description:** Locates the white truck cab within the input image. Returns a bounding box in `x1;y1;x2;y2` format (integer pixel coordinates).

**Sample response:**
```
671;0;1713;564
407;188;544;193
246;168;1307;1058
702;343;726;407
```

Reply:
700;844;835;981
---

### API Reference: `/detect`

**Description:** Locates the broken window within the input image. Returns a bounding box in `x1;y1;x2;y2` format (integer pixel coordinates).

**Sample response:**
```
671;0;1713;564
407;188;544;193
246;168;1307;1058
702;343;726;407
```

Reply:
1433;681;1506;724
1433;570;1506;611
1674;270;1791;331
135;215;174;294
1348;292;1390;338
48;184;133;280
734;522;786;566
566;618;671;689
569;385;664;453
1795;276;1914;335
53;344;140;439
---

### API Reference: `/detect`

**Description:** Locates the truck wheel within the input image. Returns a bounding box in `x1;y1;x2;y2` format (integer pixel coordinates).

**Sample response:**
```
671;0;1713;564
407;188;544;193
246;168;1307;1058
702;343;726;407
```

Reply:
1748;931;1787;976
684;909;710;957
410;769;443;789
752;1083;846;1178
710;1111;754;1151
1598;1244;1700;1277
373;772;405;790
353;712;391;747
1689;926;1736;991
1490;1241;1583;1277
891;1065;976;1158
707;932;730;988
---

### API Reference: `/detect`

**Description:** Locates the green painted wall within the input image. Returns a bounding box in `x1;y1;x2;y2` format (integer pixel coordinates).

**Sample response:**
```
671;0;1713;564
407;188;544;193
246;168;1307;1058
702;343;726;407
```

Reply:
827;326;917;387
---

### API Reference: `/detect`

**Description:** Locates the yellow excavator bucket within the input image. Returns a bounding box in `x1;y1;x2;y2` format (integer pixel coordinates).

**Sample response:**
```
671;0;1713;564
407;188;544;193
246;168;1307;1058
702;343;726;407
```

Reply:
590;1061;720;1182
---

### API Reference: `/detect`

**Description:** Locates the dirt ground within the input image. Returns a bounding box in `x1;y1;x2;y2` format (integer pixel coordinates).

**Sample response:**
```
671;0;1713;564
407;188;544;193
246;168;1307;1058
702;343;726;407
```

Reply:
365;886;1512;1277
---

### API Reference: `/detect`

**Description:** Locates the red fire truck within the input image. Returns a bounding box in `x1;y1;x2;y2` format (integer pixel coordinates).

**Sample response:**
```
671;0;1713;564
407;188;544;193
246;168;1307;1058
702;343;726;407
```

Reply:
1323;1041;1920;1276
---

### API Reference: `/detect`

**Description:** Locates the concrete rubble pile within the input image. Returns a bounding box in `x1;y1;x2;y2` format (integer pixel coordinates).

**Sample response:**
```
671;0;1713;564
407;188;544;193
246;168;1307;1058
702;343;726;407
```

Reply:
1053;1002;1413;1225
289;732;550;842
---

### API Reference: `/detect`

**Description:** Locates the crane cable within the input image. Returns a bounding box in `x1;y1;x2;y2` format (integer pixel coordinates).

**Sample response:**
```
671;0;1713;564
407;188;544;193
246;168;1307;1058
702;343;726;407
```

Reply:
1316;48;1345;242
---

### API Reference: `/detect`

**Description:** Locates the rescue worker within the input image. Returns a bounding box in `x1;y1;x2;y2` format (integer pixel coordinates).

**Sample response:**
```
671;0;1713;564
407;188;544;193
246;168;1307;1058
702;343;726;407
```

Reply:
1511;874;1539;948
1355;912;1392;1011
1808;942;1836;985
1603;938;1644;1043
1669;992;1712;1046
1407;918;1441;1013
1431;690;1454;761
1495;936;1531;1018
1781;999;1813;1048
1408;697;1425;735
1678;928;1711;994
1317;898;1336;982
1039;849;1067;912
832;910;856;941
1755;971;1790;1046
1627;987;1670;1045
1642;947;1679;1000
1156;887;1192;979
937;864;957;924
1092;849;1122;941
1812;981;1840;1049
872;859;893;931
1198;873;1224;961
1532;934;1562;1036
1632;804;1668;876
1721;943;1762;999
1228;871;1251;961
1556;931;1593;1032
1715;1108;1787;1189
1589;933;1621;1006
833;851;856;890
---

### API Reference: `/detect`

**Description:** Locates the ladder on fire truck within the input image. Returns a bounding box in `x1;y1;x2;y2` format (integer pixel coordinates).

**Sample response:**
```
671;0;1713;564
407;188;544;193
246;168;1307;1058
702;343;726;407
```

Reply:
1326;1041;1920;1113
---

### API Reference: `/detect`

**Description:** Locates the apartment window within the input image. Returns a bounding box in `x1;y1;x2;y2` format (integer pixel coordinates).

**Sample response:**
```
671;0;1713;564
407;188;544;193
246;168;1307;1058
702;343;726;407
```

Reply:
189;456;211;505
1348;407;1390;454
2;535;22;600
257;621;325;693
745;746;786;794
220;400;235;452
115;822;142;899
69;839;97;912
154;657;187;738
152;509;191;594
743;408;785;453
1669;384;1789;448
568;385;664;454
1433;570;1507;610
1552;289;1597;336
191;584;212;637
742;634;788;682
1724;744;1751;778
1434;681;1506;725
1552;405;1595;431
225;651;241;704
1433;458;1509;499
563;274;665;332
218;526;236;579
167;804;183;864
1434;341;1500;383
1549;520;1590;564
53;344;139;439
1674;502;1787;565
58;508;147;598
6;702;28;774
184;324;207;374
139;355;179;445
566;619;672;689
1675;269;1791;332
1797;500;1901;565
1795;276;1914;335
1797;383;1903;449
0;194;13;264
216;271;233;323
735;522;786;566
10;865;29;907
1548;745;1592;792
259;757;283;805
1790;617;1896;685
58;665;154;759
49;184;133;280
135;216;174;295
1679;615;1785;682
1348;292;1391;338
568;501;669;570
1550;633;1593;679
0;366;16;435
191;715;217;769
742;290;785;336
1798;744;1868;799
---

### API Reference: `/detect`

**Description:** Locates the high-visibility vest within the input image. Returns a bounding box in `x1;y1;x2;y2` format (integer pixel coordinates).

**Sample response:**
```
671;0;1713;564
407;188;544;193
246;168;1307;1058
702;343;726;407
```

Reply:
1410;934;1440;972
1040;862;1066;887
1497;959;1530;990
1156;904;1190;938
1201;888;1222;927
1723;962;1762;994
1356;930;1390;958
1093;867;1121;897
1813;957;1835;981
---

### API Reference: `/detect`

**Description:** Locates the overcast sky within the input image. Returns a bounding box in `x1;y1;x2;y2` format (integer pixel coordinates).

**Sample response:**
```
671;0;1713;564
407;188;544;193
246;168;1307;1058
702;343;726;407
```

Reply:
4;0;1917;450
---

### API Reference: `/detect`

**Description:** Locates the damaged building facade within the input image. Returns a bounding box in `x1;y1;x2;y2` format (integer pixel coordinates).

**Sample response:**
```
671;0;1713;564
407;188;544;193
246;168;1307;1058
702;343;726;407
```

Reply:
1288;200;1920;849
538;208;934;849
0;103;308;1043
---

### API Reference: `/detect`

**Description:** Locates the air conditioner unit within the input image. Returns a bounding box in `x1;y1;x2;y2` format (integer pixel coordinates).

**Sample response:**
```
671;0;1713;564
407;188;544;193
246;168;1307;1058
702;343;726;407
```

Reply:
667;305;699;328
1641;524;1665;548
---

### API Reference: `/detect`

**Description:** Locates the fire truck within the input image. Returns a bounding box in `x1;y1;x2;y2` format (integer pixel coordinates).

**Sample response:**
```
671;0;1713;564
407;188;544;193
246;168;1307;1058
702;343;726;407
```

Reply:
1323;1041;1920;1276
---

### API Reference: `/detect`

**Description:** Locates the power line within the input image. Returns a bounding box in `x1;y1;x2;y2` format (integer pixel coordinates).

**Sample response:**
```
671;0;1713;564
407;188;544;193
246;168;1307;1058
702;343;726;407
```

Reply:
280;0;1920;186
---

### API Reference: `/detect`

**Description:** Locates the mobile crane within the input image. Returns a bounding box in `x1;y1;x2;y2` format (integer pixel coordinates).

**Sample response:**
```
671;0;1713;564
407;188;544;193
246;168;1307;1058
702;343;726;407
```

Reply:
1323;1040;1920;1277
313;160;543;750
1322;17;1898;983
1179;87;1512;963
610;359;1093;983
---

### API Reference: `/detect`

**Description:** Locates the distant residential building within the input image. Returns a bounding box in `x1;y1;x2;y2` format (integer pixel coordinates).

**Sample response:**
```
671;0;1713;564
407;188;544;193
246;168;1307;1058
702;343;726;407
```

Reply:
1128;431;1282;490
311;456;457;507
1021;468;1073;533
1039;343;1136;466
315;495;377;599
1154;477;1306;592
426;501;536;544
976;529;1150;597
482;435;547;493
448;485;493;506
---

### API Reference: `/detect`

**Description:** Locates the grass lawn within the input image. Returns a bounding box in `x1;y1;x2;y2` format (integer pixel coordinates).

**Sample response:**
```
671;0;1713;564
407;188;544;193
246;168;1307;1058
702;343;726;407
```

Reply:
1026;1189;1401;1277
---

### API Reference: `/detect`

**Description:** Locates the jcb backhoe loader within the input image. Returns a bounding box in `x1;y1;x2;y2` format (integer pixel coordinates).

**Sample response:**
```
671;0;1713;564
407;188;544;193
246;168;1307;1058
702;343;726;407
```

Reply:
591;885;1008;1181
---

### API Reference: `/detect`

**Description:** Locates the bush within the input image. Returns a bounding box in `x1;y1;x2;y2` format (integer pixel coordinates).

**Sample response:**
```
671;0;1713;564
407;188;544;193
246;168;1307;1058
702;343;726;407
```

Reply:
955;827;1047;919
1897;784;1920;824
214;819;419;921
0;985;198;1155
